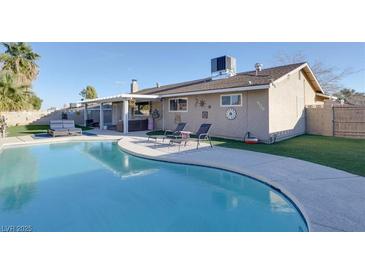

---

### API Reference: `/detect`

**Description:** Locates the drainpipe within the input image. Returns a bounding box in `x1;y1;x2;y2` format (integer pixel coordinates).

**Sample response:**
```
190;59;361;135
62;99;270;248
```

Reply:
123;100;129;134
246;92;249;136
162;99;165;130
332;105;335;136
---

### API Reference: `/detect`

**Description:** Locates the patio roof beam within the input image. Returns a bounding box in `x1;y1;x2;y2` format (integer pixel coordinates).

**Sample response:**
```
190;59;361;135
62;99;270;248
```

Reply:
76;94;159;105
123;100;128;134
83;103;88;127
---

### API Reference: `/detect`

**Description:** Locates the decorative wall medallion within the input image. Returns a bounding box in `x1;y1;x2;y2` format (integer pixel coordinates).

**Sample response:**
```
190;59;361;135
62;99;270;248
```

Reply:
129;98;136;108
202;111;208;119
225;108;237;120
151;109;160;119
195;97;207;108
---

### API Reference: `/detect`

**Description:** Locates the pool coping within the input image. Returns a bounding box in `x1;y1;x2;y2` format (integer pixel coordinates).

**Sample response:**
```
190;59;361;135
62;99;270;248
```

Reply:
117;136;365;232
0;133;122;152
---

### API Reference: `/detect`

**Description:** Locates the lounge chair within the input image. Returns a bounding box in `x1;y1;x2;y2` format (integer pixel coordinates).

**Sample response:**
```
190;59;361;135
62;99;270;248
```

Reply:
86;119;94;127
169;123;213;149
63;120;82;136
147;122;187;143
48;120;82;137
48;120;69;137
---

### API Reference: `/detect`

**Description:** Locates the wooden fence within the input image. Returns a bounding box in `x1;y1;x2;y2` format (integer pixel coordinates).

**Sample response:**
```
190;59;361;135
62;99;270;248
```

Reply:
333;107;365;137
306;104;365;138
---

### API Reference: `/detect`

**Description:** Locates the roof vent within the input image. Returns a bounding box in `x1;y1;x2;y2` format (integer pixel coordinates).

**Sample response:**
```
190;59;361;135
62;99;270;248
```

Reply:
255;63;263;76
211;56;236;79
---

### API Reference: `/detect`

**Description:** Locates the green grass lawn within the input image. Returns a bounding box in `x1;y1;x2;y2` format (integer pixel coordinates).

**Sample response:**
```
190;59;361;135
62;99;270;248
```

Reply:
147;131;365;176
7;124;92;137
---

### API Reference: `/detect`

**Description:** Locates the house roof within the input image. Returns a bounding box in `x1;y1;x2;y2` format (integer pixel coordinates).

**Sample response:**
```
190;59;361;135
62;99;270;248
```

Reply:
74;62;325;106
136;62;324;96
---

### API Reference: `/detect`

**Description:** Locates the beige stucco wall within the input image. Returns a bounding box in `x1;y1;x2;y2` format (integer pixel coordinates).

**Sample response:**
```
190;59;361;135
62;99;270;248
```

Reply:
157;90;269;140
268;70;323;140
246;90;270;140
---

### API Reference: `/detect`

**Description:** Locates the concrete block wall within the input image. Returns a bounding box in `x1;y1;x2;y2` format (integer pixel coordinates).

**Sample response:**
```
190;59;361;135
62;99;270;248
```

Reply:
0;111;51;126
1;108;112;127
1;108;85;126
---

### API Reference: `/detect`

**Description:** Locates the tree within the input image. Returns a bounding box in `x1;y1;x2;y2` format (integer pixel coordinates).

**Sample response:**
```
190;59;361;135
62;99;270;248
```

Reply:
274;52;356;94
0;42;40;86
333;88;358;99
0;72;31;111
29;93;43;110
333;88;365;106
0;43;42;111
80;85;98;100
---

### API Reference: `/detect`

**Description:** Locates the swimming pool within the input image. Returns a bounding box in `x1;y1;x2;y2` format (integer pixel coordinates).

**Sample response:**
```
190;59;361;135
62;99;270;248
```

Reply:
0;141;307;232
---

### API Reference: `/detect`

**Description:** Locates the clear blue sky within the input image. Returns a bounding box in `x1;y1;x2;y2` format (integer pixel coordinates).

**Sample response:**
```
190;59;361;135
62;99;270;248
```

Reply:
21;43;365;109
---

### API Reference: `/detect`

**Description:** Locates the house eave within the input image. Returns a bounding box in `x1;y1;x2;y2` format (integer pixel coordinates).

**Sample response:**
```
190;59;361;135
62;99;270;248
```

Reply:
316;93;332;99
158;84;271;98
273;63;324;94
74;84;272;104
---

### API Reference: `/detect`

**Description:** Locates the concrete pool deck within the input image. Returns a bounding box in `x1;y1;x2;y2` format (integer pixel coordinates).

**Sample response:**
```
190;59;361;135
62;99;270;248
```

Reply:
0;129;123;150
118;134;365;232
1;130;364;232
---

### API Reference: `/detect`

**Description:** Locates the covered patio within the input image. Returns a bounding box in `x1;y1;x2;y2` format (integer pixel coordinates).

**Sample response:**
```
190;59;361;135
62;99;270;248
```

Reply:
77;94;159;134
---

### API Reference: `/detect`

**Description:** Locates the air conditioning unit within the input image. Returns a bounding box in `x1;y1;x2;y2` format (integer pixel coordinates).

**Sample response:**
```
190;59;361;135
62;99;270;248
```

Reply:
211;56;236;79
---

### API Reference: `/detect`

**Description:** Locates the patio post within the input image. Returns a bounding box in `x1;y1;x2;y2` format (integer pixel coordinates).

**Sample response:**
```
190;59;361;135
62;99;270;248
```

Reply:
123;100;129;134
84;103;88;127
162;99;165;130
99;103;104;130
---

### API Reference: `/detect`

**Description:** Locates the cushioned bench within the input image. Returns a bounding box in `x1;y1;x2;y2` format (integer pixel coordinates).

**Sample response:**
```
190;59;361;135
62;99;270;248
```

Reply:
48;120;82;137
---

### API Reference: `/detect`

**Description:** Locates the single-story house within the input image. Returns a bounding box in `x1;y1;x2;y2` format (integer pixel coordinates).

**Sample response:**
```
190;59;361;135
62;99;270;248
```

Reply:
77;56;329;141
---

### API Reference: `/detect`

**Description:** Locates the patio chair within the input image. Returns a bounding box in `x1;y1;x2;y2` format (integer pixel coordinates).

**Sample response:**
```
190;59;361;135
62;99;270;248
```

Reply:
63;120;82;136
169;123;213;149
48;120;69;137
147;122;187;143
86;119;94;127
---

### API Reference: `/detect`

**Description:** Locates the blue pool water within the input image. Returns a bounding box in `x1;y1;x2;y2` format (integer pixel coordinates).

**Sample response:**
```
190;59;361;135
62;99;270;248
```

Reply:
0;142;307;232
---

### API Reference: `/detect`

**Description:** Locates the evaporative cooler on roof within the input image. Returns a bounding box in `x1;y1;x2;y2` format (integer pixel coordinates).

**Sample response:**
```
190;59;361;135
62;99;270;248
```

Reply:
211;56;236;78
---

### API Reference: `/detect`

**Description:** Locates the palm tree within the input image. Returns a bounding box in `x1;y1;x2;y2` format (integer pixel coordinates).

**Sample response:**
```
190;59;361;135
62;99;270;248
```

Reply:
0;73;31;111
0;42;40;85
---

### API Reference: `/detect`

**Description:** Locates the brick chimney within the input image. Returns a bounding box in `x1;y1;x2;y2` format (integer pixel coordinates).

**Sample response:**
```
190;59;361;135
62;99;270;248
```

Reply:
130;79;139;93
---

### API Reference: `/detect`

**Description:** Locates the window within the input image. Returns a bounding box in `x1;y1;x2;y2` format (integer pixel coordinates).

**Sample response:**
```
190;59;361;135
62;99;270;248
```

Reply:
169;98;188;112
133;102;150;116
220;94;242;107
